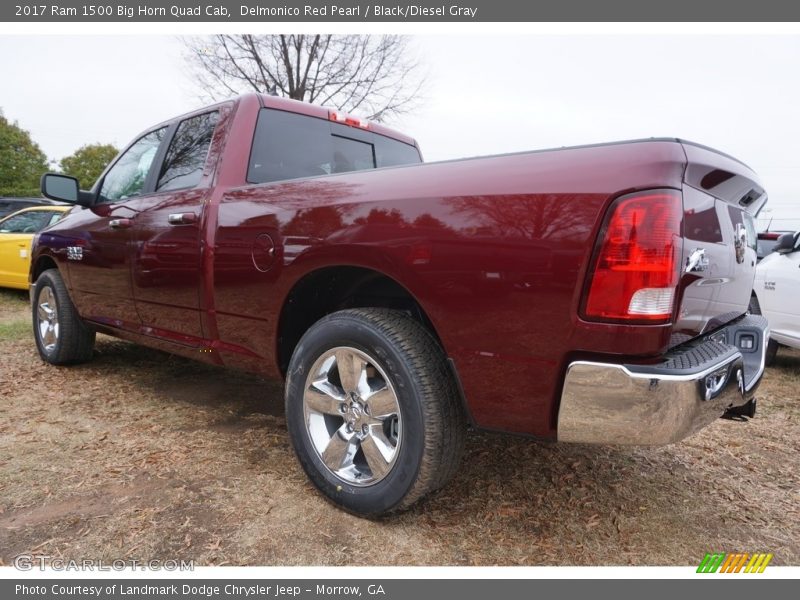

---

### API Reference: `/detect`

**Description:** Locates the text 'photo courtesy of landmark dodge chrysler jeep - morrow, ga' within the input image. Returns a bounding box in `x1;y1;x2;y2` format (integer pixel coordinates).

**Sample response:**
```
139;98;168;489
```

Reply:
33;93;769;516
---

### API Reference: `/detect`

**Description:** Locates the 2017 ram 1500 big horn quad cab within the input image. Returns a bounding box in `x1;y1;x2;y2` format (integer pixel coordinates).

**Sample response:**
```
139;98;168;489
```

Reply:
34;93;768;516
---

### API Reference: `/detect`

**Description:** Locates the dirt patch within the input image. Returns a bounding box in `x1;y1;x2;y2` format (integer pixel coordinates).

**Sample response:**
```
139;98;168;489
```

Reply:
1;290;798;565
0;477;170;530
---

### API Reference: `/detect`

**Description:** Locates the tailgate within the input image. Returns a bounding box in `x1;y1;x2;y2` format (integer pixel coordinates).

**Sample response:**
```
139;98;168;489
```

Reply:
676;141;766;340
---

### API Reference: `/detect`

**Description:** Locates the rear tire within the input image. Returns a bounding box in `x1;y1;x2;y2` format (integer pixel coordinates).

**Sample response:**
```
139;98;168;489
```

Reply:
284;308;466;517
32;269;95;365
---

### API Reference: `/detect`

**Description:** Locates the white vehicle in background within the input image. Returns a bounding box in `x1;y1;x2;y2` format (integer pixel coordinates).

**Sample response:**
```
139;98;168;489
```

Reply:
751;231;800;364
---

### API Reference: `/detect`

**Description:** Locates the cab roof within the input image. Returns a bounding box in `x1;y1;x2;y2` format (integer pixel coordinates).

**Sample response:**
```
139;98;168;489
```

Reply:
141;92;417;148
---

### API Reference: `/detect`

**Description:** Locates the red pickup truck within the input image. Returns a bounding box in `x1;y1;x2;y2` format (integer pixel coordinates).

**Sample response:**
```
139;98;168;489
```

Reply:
34;93;769;516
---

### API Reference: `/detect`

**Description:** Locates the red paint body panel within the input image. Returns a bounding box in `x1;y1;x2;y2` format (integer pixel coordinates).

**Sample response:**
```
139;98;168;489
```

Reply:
32;94;763;439
211;141;687;436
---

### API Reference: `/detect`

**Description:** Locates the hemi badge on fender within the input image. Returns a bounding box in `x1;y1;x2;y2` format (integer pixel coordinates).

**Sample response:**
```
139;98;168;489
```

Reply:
66;246;83;261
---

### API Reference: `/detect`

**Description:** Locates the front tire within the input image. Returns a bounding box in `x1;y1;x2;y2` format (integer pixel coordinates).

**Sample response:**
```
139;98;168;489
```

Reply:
32;269;95;365
285;308;466;517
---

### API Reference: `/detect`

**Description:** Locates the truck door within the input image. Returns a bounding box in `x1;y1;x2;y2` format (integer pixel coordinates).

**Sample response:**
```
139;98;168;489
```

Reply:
65;128;168;327
128;110;220;341
758;232;800;346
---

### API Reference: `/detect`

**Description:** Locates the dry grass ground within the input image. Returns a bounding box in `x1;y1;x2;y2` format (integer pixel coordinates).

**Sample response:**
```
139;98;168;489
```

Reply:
1;287;798;566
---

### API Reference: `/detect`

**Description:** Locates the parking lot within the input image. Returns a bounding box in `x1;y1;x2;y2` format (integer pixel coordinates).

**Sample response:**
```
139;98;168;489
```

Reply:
1;287;798;566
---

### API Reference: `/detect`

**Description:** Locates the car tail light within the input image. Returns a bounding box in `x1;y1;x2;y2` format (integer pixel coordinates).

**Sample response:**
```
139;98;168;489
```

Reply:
329;110;368;129
583;189;683;323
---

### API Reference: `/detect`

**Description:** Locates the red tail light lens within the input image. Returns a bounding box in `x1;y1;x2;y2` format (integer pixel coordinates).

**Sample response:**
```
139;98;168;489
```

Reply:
583;189;682;323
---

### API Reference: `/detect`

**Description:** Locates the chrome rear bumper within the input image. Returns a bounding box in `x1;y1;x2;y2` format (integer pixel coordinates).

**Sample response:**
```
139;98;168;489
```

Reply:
557;315;768;446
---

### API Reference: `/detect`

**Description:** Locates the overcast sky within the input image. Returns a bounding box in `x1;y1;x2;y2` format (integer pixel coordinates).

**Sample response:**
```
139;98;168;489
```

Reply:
1;34;798;226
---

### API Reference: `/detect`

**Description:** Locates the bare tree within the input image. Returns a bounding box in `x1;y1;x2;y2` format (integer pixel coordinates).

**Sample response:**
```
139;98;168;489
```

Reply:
182;34;426;122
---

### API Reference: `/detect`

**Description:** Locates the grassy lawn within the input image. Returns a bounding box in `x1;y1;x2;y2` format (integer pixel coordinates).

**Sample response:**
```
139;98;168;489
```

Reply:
1;288;798;565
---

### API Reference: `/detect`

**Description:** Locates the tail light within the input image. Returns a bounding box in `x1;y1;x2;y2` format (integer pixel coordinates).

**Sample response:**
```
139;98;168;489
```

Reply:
582;189;683;323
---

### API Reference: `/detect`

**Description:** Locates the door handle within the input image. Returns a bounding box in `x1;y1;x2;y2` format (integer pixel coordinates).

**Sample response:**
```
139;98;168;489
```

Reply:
168;212;197;225
109;218;132;229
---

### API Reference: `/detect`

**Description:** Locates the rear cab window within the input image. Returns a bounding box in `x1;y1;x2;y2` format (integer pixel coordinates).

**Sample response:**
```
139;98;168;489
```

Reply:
157;111;219;191
247;108;421;184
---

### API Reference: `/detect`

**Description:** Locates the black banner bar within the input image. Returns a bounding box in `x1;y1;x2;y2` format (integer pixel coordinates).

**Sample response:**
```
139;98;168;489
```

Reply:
4;0;800;22
3;579;799;600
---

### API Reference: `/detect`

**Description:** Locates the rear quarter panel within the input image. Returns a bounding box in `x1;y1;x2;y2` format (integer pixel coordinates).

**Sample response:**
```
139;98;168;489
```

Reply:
212;141;687;437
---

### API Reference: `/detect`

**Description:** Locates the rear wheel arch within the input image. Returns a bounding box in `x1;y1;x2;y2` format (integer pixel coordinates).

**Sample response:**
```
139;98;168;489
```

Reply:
275;266;445;376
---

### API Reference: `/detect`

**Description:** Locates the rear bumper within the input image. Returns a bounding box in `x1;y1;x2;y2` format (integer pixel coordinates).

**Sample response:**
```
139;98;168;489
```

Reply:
557;314;768;445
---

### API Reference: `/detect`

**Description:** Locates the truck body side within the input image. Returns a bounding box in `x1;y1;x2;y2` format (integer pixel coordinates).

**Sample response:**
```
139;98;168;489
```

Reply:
32;93;766;442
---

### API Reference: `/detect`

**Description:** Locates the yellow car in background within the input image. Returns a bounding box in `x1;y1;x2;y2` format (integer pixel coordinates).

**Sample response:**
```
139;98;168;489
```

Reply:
0;205;70;289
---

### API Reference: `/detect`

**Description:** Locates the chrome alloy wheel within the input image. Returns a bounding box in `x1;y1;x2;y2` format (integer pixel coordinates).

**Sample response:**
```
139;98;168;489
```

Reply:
36;286;59;354
303;347;402;486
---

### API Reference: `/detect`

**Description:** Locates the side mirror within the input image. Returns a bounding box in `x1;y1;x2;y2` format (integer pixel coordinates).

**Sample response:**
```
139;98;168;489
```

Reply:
775;232;798;254
40;173;92;206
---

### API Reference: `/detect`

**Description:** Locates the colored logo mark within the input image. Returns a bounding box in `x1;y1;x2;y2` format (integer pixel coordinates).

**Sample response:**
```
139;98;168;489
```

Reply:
697;552;773;573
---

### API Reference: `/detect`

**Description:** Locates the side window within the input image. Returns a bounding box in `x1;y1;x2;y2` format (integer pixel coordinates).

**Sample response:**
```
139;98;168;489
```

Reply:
157;111;219;192
48;212;65;226
247;109;421;184
99;128;166;203
0;211;51;233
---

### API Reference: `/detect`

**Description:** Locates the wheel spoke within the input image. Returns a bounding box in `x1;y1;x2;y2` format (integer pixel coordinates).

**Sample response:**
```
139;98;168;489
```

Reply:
37;303;50;321
365;387;397;419
321;424;357;472
335;349;367;394
42;325;56;348
361;428;394;480
305;379;344;415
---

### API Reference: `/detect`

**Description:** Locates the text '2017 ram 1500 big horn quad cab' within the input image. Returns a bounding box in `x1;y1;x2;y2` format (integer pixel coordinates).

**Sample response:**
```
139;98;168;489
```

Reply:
34;93;769;516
